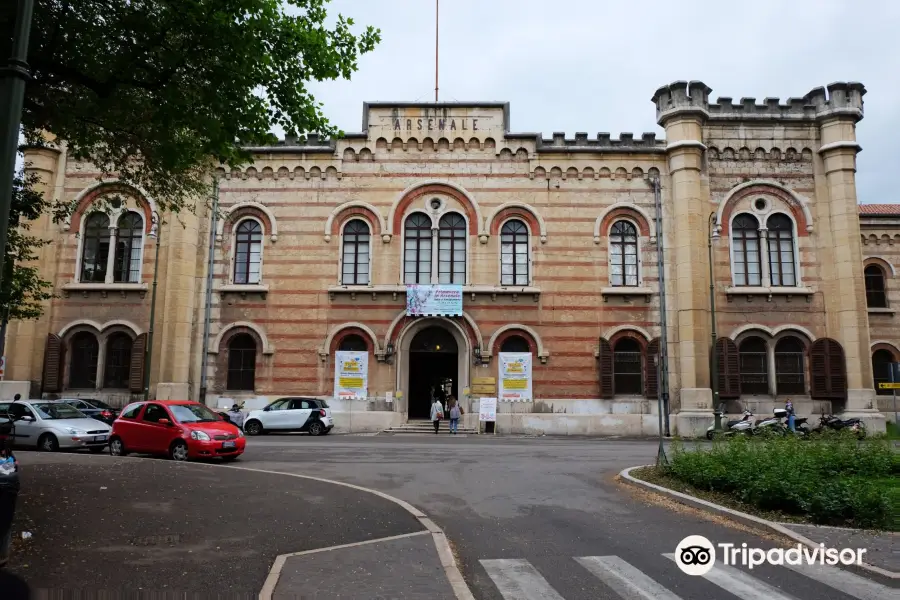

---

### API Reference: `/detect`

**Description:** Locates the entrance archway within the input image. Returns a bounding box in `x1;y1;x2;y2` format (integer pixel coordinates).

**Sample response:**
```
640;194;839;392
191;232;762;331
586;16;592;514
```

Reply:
397;318;469;420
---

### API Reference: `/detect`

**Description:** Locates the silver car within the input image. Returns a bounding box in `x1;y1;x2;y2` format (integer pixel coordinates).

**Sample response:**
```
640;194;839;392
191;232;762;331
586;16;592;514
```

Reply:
0;400;111;452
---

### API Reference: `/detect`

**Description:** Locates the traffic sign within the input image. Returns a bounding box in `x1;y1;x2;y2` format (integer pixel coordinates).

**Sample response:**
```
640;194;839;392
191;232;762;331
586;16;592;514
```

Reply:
878;382;900;389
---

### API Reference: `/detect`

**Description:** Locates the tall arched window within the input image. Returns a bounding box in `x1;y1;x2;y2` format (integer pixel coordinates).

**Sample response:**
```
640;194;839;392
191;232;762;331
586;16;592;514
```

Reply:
233;219;263;284
80;213;111;283
404;213;432;284
501;219;529;286
731;214;761;287
609;220;638;287
738;337;769;395
613;338;643;395
774;337;805;395
69;331;99;389
438;213;467;284
767;214;796;287
227;334;257;391
865;265;887;308
500;335;530;353
338;334;368;352
113;212;144;283
872;349;895;395
341;219;371;285
104;333;133;388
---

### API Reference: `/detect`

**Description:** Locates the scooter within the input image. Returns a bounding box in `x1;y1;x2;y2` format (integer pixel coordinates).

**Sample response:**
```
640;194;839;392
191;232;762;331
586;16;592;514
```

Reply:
753;408;788;435
814;414;866;438
706;405;755;439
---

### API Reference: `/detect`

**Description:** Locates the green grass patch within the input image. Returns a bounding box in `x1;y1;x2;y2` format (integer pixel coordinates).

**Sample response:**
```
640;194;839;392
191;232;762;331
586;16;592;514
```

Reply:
652;432;899;531
886;420;899;440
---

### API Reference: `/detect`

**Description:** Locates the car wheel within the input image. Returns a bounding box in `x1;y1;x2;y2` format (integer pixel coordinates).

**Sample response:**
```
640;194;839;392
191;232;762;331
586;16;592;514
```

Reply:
38;433;59;452
308;421;324;436
244;420;264;436
109;437;127;456
169;440;189;461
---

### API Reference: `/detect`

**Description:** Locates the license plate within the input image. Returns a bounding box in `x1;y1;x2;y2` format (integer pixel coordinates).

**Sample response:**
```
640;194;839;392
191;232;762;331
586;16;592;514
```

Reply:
94;435;107;442
222;441;236;449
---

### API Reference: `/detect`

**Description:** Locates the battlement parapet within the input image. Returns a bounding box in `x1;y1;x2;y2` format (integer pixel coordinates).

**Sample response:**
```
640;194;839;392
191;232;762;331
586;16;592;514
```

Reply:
651;80;712;125
534;131;666;154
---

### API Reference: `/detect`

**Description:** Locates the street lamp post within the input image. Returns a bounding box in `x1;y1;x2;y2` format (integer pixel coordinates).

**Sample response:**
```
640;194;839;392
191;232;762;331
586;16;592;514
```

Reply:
708;212;721;431
143;227;162;401
0;0;35;294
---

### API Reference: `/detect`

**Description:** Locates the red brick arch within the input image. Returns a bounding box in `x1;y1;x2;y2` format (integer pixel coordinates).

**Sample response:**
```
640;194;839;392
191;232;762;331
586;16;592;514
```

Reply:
212;325;267;394
720;185;809;236
329;326;378;357
599;207;651;237
69;184;155;234
489;208;540;236
871;342;900;362
388;315;480;351
392;184;479;235
491;329;538;355
331;206;383;237
608;329;649;351
224;205;273;236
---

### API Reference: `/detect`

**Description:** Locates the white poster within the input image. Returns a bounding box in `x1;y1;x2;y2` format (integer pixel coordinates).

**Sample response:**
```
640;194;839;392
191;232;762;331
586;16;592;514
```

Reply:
498;352;533;402
334;351;369;399
478;397;497;422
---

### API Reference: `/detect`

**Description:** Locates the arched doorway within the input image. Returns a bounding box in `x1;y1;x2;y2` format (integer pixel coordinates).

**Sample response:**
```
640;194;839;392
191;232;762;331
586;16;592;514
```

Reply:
407;326;459;419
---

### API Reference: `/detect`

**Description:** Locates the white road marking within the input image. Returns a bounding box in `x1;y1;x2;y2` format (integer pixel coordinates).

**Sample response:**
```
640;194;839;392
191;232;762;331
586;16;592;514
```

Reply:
663;554;799;600
575;556;684;600
783;561;898;600
480;559;566;600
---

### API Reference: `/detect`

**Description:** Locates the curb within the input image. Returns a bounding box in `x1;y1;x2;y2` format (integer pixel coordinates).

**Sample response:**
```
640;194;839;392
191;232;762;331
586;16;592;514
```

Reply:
619;465;899;581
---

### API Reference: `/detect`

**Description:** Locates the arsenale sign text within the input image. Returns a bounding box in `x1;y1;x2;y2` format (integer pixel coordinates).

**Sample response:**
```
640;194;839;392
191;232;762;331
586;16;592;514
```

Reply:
393;117;480;132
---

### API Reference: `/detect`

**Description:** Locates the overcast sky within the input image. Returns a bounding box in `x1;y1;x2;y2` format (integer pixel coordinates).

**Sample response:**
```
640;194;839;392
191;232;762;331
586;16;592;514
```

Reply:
305;0;900;203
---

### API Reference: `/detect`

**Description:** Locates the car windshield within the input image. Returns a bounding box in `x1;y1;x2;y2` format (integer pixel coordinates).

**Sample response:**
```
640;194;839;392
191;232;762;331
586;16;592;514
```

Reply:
34;403;85;420
169;404;218;423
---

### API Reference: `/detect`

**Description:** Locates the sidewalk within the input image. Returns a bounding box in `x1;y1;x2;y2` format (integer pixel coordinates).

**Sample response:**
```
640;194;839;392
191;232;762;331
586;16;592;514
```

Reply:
5;452;459;599
780;522;899;573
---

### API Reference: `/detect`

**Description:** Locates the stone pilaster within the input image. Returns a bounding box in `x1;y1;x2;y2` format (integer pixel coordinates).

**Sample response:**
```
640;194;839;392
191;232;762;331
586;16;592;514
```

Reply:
6;139;64;395
652;81;714;435
809;83;885;431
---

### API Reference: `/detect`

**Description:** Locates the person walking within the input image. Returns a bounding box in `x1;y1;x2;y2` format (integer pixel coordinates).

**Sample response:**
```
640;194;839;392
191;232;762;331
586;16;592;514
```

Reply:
430;396;444;434
785;398;795;432
448;396;463;434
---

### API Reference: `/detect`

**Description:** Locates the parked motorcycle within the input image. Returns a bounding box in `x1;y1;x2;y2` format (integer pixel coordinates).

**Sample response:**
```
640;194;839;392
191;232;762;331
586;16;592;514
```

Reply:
706;405;755;439
813;414;866;439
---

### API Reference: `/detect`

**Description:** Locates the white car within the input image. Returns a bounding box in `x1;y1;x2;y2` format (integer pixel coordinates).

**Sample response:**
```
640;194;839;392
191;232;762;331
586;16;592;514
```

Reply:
243;397;334;436
0;400;112;452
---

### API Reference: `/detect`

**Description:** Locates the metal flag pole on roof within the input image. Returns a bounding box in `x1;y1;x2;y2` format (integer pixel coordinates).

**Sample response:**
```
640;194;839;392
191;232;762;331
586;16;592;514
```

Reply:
434;0;440;102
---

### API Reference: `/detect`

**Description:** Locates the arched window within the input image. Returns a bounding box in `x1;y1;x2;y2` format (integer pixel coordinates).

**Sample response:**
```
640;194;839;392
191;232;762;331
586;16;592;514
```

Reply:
872;349;895;395
233;219;263;285
80;213;111;283
104;333;133;388
500;335;531;354
774;337;805;395
738;337;768;395
767;214;796;287
338;334;368;352
609;220;638;287
500;219;529;286
613;338;643;395
438;213;467;285
865;265;887;308
403;213;432;284
69;332;99;389
113;212;144;283
227;334;257;391
341;219;370;285
731;213;761;287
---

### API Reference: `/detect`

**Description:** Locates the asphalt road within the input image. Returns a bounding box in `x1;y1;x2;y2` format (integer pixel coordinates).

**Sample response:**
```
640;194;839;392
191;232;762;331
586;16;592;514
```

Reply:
237;434;898;600
3;452;425;599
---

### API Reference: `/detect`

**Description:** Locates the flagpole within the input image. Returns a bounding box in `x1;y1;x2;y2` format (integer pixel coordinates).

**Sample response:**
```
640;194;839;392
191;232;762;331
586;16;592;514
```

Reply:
434;0;439;102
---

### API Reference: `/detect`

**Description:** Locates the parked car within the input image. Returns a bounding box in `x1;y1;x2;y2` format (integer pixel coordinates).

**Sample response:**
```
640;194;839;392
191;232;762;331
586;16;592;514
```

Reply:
243;397;334;436
0;400;111;452
109;400;245;461
54;398;120;425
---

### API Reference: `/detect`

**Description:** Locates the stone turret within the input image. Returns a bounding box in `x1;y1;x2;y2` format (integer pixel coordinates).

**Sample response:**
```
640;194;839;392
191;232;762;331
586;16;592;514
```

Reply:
651;80;712;125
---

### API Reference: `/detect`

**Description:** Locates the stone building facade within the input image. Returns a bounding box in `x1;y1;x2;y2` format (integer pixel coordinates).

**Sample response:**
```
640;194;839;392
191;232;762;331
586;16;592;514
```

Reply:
4;80;891;435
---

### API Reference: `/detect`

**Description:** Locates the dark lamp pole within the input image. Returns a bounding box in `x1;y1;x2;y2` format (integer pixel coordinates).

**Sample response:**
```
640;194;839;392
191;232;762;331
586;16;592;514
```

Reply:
143;227;162;401
708;212;721;431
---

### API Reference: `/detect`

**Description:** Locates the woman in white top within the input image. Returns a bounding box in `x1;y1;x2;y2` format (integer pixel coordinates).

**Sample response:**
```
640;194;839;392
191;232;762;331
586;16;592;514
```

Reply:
430;398;444;434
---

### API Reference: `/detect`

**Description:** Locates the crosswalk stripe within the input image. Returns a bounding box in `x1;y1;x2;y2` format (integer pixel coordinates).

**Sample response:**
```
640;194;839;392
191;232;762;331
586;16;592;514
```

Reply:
480;558;566;600
575;556;684;600
662;553;799;600
782;561;896;600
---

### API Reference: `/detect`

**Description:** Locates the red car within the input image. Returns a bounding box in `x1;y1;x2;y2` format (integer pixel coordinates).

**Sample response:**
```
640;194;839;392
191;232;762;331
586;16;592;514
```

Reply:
109;400;246;461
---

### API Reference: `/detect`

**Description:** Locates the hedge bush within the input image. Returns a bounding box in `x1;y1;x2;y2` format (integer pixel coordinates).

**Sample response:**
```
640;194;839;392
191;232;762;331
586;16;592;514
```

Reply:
665;432;899;530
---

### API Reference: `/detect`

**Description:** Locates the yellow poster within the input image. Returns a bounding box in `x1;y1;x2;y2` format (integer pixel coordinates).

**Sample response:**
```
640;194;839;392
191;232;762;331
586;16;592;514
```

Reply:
334;351;368;398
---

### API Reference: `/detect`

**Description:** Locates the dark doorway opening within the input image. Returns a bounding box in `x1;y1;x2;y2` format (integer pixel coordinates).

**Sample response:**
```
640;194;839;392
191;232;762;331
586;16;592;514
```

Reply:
408;325;459;419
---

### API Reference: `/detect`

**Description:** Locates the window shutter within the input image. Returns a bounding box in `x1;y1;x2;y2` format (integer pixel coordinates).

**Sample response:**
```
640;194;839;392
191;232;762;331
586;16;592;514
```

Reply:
598;337;614;398
645;338;660;399
810;338;847;400
42;334;63;393
129;333;148;393
716;338;741;399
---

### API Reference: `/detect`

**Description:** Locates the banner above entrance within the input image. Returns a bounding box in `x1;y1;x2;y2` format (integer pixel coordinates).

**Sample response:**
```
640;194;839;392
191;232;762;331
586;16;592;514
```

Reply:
406;285;463;317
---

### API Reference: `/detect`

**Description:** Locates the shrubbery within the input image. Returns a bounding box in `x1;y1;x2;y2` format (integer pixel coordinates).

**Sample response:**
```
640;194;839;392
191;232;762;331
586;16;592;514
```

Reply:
665;432;899;530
